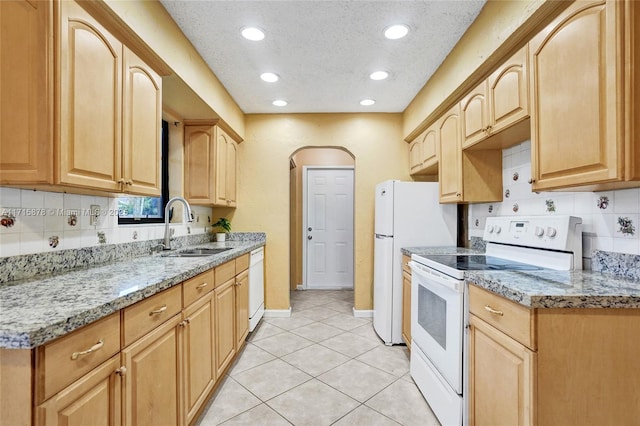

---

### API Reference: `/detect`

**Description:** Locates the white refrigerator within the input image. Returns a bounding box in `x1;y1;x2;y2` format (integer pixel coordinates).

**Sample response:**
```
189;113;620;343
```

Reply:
373;180;457;345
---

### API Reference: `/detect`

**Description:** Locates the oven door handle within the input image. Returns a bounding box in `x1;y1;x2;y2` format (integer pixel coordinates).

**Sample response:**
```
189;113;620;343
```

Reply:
408;261;464;293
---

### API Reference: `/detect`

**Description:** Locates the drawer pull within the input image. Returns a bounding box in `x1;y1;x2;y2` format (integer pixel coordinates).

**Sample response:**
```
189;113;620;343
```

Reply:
149;305;167;316
71;339;104;360
484;305;504;316
196;282;209;290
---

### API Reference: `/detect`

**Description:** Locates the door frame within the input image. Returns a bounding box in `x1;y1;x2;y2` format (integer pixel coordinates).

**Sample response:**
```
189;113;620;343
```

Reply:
301;165;355;290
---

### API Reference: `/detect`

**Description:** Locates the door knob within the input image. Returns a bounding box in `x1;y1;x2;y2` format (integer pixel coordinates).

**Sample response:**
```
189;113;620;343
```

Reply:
308;227;312;231
307;235;312;240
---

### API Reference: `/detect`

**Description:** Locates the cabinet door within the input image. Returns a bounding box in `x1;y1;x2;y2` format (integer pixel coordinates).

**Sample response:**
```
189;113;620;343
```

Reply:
0;0;52;184
214;129;229;206
184;125;214;204
421;127;438;170
182;294;216;425
409;138;423;173
488;44;529;135
122;315;182;426
226;139;238;207
214;279;236;377
461;81;489;148
37;355;122;426
122;48;162;196
529;0;621;190
401;271;411;350
438;105;463;202
469;315;535;426
58;1;122;192
235;270;249;349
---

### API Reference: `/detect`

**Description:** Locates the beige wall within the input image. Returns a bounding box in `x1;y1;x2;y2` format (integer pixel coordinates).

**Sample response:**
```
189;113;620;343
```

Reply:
403;0;553;139
231;114;406;311
289;148;355;290
103;0;245;136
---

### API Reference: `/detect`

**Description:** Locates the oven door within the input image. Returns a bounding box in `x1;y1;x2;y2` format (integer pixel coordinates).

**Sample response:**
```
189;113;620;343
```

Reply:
409;260;464;394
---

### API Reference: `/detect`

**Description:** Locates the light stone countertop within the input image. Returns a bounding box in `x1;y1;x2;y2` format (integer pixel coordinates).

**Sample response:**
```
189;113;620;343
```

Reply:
0;240;264;349
465;269;640;309
402;246;640;309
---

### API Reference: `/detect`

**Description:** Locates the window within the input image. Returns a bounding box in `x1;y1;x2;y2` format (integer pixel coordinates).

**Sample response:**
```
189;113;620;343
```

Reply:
117;120;170;224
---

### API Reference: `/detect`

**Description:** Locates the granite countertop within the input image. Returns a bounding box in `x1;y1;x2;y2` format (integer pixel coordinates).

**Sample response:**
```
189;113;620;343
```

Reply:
0;240;264;349
402;245;640;309
466;269;640;309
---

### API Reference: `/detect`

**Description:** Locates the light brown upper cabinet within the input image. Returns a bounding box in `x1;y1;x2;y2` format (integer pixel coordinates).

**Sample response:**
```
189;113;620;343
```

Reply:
58;1;161;196
462;44;530;150
0;0;162;196
439;104;503;204
0;0;52;184
184;122;238;207
529;0;640;191
215;128;238;207
409;125;438;177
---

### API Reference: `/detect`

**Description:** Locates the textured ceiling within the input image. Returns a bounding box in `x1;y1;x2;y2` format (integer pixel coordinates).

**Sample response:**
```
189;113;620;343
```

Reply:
159;1;486;114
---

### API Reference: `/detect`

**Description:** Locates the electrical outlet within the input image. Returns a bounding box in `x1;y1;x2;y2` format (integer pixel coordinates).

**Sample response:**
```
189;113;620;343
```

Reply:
89;204;100;226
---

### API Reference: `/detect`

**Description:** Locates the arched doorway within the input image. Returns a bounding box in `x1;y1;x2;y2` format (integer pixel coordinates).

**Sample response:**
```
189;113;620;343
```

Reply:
289;147;355;292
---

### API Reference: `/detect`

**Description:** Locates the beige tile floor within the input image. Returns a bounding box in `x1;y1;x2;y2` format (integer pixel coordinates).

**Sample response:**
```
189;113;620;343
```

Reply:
196;290;440;426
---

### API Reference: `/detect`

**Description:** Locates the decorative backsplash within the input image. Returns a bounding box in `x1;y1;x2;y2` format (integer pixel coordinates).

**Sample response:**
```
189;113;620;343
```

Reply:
468;140;640;266
0;188;214;257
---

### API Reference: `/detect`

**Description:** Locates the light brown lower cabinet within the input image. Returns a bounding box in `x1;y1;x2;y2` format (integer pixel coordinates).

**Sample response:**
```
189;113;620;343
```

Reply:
7;253;258;426
121;314;183;426
37;354;123;426
469;284;640;426
214;278;236;378
181;292;216;425
469;315;535;426
235;269;249;349
401;255;412;350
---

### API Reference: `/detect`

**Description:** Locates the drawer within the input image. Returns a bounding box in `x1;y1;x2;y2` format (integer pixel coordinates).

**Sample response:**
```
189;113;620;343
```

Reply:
123;285;182;347
36;312;121;403
215;260;235;287
183;269;214;307
235;253;249;273
402;255;411;274
469;284;535;350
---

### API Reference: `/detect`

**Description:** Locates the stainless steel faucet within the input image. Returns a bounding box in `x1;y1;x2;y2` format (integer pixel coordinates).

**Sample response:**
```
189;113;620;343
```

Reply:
163;197;194;250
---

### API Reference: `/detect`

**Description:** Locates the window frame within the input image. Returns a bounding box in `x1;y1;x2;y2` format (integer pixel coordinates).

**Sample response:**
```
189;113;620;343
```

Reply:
117;120;170;225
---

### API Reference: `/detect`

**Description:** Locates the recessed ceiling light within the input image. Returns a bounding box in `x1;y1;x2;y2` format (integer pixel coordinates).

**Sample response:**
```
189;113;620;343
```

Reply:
384;24;409;40
360;99;375;106
241;27;265;41
369;71;389;81
260;72;279;83
273;100;288;107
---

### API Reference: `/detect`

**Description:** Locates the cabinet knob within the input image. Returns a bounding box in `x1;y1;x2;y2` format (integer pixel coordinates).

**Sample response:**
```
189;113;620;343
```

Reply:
528;178;535;184
117;178;125;184
126;180;133;186
115;366;127;376
456;193;461;197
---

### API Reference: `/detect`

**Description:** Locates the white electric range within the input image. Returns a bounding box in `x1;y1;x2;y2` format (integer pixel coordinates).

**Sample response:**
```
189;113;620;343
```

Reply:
408;215;583;425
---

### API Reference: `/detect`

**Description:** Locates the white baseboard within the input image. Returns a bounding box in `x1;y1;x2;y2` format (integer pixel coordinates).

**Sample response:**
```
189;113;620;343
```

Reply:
353;308;374;318
296;285;304;290
263;308;292;318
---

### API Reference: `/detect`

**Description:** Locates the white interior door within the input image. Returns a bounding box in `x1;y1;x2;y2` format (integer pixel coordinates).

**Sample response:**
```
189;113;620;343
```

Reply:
304;167;354;289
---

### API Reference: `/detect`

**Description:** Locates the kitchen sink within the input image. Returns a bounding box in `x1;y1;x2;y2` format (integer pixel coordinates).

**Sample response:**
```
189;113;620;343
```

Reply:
163;247;233;257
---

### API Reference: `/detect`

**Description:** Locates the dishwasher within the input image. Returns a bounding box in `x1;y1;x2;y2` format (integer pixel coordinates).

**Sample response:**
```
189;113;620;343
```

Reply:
248;247;265;331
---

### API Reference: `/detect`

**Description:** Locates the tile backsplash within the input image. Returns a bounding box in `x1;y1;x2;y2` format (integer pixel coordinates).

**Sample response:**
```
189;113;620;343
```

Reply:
468;140;640;264
0;188;214;257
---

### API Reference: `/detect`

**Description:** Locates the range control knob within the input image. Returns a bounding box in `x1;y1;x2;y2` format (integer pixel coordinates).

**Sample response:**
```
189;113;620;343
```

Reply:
487;225;495;234
534;226;545;237
546;227;557;238
494;225;502;234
